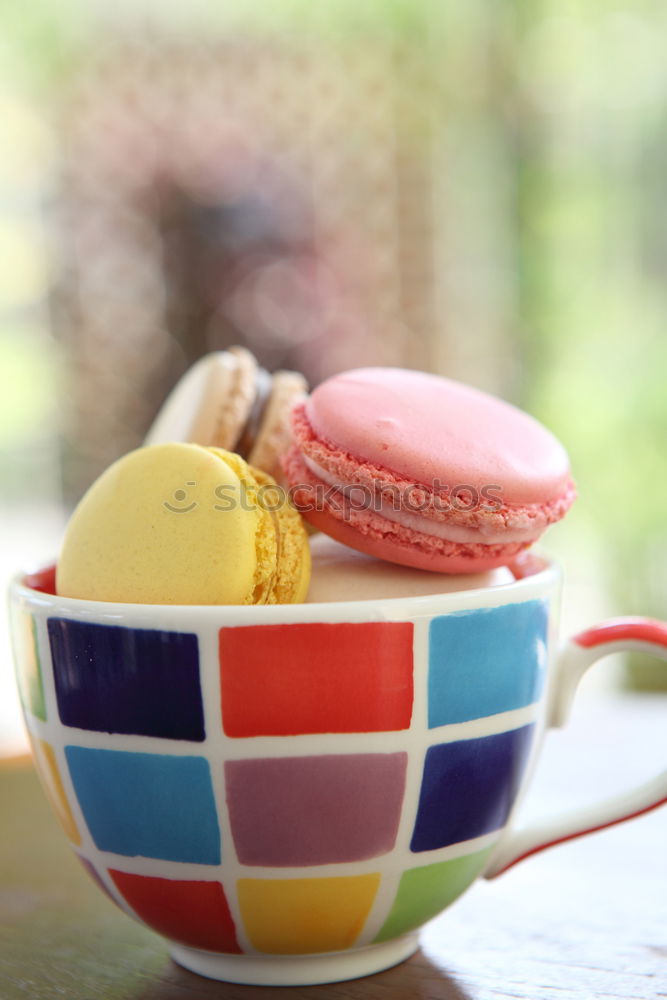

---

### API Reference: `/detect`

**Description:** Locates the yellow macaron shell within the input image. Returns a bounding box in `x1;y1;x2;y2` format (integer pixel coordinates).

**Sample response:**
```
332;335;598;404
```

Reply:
246;464;312;604
206;448;280;604
57;443;267;605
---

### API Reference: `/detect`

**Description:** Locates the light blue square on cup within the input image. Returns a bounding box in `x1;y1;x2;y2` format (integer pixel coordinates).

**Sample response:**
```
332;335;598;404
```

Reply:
428;600;549;727
65;746;221;864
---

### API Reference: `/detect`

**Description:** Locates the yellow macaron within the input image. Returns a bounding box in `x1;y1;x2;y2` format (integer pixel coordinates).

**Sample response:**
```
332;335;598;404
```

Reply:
56;443;310;605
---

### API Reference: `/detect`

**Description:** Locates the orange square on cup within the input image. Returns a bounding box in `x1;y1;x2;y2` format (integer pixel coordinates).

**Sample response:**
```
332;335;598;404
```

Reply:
219;621;413;737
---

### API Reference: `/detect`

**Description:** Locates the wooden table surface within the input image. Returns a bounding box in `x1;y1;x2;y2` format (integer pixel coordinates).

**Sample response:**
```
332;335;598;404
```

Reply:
1;694;665;1000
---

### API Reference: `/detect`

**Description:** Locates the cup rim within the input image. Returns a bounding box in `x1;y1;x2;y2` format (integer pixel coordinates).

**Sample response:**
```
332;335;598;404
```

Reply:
9;550;561;622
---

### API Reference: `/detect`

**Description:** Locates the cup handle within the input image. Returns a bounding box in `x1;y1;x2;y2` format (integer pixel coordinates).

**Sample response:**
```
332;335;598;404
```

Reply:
484;617;667;878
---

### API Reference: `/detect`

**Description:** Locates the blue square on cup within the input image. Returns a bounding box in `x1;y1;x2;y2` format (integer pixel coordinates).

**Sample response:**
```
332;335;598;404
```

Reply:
48;619;205;741
428;600;548;727
65;746;221;864
410;725;535;852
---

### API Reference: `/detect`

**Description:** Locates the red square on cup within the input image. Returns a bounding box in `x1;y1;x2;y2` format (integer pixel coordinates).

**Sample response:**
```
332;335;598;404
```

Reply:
219;621;413;737
109;870;241;953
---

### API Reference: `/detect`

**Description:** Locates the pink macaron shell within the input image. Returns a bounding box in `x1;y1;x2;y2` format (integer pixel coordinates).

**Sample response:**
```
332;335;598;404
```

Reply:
285;367;576;574
305;368;571;507
291;405;575;537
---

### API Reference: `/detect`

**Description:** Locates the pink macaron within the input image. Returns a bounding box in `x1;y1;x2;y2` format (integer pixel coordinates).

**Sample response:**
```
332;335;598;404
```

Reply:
284;367;576;573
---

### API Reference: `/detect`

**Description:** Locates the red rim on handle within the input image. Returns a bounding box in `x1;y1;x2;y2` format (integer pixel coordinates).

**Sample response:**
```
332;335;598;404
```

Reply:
485;616;667;878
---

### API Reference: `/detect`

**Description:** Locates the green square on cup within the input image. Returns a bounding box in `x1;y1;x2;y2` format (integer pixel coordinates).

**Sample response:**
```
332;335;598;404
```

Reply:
11;609;46;721
374;847;492;942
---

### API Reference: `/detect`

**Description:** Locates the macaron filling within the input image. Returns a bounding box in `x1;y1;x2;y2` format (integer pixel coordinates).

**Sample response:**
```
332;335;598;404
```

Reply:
302;455;543;546
287;445;533;564
236;366;274;459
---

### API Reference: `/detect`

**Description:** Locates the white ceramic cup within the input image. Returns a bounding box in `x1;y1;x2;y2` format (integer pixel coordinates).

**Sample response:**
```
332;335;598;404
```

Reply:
8;556;667;986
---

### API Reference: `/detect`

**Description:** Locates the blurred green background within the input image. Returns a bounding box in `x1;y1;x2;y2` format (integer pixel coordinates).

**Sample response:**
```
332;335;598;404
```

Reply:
1;0;666;700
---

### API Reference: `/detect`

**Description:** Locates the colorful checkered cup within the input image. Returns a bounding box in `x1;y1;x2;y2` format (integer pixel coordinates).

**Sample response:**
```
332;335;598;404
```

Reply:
9;557;667;986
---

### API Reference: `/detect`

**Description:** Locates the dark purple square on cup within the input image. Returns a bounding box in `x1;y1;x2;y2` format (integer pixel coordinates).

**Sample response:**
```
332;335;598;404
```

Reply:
411;725;536;852
48;619;205;741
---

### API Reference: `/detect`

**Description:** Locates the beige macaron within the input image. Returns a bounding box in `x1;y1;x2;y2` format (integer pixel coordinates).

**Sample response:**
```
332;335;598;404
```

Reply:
146;347;307;484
